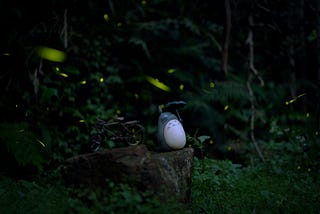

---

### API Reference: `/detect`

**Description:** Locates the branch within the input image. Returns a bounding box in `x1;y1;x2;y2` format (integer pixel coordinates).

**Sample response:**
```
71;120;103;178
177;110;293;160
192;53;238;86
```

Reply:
246;14;265;162
60;9;68;49
246;73;265;162
246;15;264;87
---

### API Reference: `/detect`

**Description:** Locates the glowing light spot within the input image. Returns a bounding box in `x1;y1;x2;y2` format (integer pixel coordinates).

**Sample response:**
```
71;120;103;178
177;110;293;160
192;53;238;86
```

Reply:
179;84;184;91
285;93;306;105
15;104;18;108
306;112;310;118
141;0;147;5
79;120;85;123
134;93;139;99
37;139;46;147
145;75;171;92
297;93;306;98
167;68;176;74
316;131;319;136
308;168;311;172
209;140;214;144
116;109;121;114
210;82;215;88
297;165;301;170
58;72;68;78
224;105;229;111
227;146;232;151
36;46;66;62
18;129;24;133
99;77;104;83
103;14;109;21
3;53;10;56
54;67;68;77
80;80;87;85
117;22;122;27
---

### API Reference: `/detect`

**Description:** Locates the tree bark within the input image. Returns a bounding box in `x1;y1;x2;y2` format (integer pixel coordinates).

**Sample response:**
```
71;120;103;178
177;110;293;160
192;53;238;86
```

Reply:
317;0;320;87
316;0;320;130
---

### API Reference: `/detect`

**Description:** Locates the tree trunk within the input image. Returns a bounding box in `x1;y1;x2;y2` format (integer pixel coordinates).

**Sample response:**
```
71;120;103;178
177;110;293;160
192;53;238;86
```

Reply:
317;0;320;87
316;0;320;130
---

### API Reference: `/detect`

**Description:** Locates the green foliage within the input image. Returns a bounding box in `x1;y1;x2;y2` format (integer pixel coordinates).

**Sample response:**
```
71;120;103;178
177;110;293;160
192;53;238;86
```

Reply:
0;178;69;214
0;177;188;214
183;74;251;143
67;180;188;214
257;118;320;177
191;158;320;213
0;122;47;170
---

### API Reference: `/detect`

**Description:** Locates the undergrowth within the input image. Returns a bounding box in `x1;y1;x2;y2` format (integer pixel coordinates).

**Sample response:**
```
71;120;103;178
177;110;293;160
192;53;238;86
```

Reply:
0;176;188;214
191;158;320;213
1;154;319;213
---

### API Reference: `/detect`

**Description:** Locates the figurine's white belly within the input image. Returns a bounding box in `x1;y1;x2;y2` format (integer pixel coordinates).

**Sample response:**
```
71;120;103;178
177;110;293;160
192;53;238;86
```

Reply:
164;119;186;149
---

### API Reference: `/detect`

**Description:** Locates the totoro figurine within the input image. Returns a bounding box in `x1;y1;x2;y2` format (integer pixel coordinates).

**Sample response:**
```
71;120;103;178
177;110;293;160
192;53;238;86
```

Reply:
157;101;186;151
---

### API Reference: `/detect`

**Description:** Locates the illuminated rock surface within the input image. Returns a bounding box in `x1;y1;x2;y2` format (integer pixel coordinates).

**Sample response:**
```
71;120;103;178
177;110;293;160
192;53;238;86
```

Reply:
63;144;194;203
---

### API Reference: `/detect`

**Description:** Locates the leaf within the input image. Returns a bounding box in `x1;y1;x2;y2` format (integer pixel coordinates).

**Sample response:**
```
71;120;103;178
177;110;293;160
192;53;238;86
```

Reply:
105;75;123;84
128;37;151;59
181;18;200;35
41;87;59;103
197;135;211;143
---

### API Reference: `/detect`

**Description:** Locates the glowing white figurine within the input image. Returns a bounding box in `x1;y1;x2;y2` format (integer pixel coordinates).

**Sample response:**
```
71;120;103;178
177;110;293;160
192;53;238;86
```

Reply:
157;101;186;151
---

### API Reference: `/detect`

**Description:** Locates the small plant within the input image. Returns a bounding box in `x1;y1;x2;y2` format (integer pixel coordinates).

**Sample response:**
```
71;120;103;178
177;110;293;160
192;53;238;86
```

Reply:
0;122;47;170
187;129;211;153
187;129;211;173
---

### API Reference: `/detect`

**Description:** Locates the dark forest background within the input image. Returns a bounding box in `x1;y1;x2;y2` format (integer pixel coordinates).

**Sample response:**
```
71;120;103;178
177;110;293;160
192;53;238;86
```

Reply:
0;0;320;213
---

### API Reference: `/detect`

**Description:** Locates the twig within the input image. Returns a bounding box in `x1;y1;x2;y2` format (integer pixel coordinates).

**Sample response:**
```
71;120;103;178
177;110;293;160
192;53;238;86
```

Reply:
29;59;43;97
246;15;264;87
246;14;265;162
247;73;265;161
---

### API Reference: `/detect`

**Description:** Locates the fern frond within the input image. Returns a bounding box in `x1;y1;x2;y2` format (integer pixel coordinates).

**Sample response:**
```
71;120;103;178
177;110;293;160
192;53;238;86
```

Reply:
180;18;200;35
128;37;151;59
202;80;249;104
